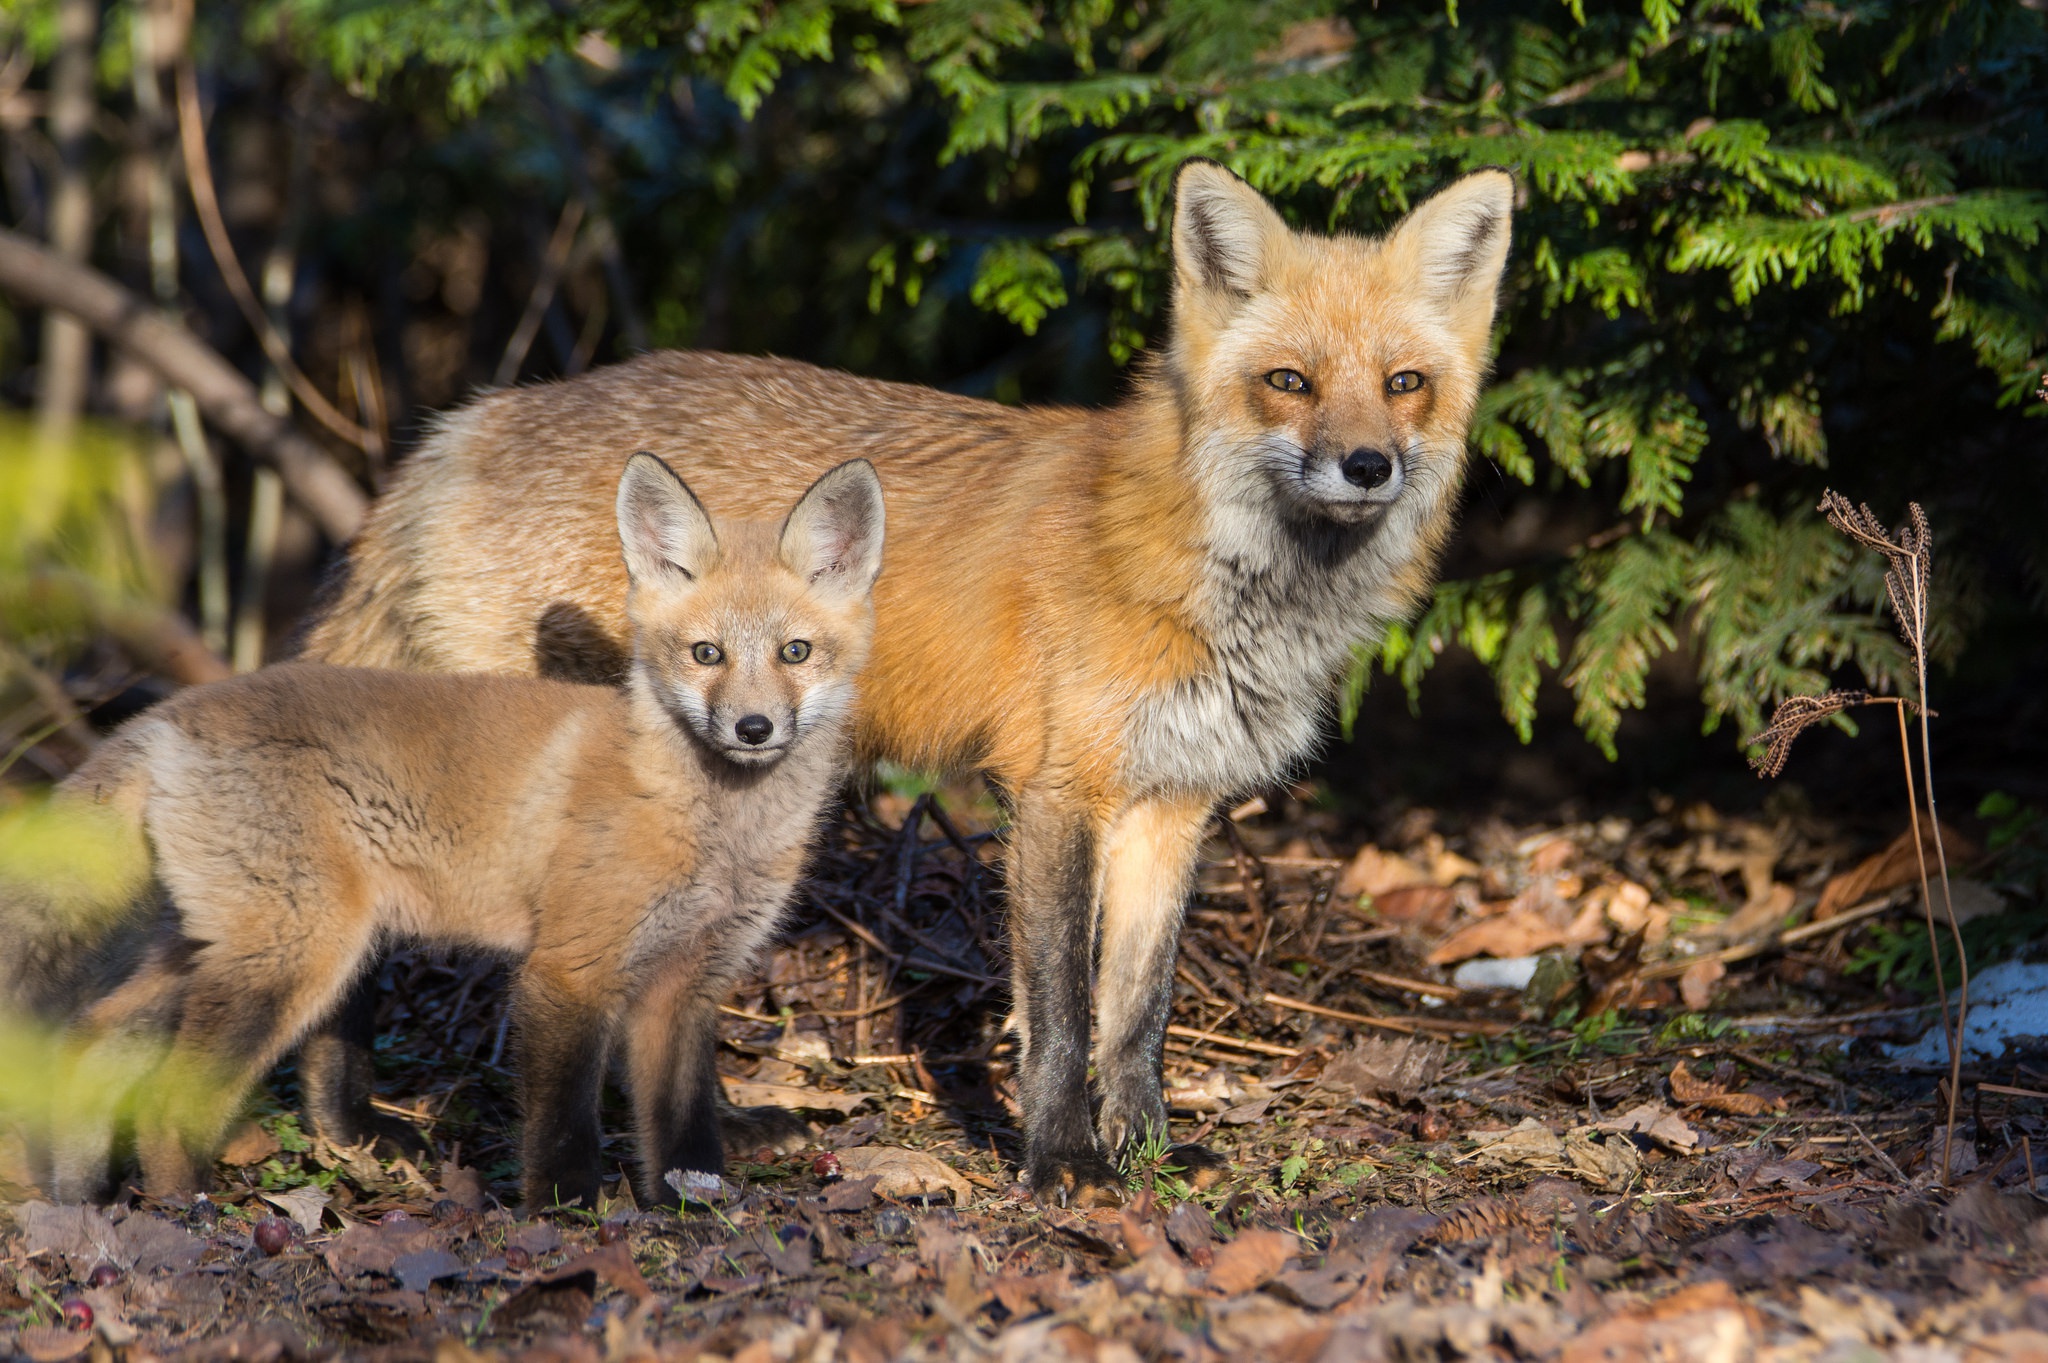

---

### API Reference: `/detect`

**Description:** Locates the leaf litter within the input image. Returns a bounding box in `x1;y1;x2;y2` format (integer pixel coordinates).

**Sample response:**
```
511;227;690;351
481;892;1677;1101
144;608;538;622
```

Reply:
3;787;2047;1359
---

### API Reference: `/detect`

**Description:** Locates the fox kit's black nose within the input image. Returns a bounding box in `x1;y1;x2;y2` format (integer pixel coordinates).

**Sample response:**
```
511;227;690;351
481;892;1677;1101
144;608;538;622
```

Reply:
735;714;774;745
1342;447;1395;490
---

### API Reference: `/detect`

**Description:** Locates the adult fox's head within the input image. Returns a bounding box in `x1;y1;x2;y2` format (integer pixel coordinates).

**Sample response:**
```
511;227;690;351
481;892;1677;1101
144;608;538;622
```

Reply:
1165;160;1513;540
615;453;884;766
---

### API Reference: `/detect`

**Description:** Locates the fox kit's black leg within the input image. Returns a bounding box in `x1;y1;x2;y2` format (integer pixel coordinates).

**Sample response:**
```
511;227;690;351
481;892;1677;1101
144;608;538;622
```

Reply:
298;971;428;1156
512;967;614;1211
1009;791;1120;1207
100;931;367;1199
623;967;724;1201
1093;796;1227;1188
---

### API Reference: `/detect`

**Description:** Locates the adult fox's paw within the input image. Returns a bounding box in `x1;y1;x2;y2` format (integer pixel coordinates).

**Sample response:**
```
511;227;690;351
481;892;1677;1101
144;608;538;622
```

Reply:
1028;1150;1126;1209
718;1101;813;1156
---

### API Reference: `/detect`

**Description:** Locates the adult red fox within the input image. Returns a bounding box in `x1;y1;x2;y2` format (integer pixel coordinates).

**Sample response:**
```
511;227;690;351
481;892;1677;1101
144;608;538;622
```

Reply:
302;161;1514;1206
1;456;884;1208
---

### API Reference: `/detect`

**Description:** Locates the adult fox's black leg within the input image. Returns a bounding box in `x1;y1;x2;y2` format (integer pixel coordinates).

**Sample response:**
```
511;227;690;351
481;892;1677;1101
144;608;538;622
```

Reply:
1009;789;1119;1207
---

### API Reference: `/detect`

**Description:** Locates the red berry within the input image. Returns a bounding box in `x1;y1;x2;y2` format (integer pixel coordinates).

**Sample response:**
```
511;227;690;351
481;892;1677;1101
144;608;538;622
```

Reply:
812;1152;841;1180
61;1299;93;1331
596;1221;624;1245
504;1245;532;1271
86;1262;120;1289
253;1216;294;1256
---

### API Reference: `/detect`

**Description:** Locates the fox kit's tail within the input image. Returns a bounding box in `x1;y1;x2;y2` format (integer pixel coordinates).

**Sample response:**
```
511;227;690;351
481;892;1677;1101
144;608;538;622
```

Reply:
0;723;164;1022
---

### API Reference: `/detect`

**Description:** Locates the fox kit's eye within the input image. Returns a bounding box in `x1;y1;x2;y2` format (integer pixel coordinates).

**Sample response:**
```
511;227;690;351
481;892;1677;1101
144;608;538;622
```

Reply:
691;642;724;665
1266;369;1310;394
780;640;812;664
1387;371;1425;394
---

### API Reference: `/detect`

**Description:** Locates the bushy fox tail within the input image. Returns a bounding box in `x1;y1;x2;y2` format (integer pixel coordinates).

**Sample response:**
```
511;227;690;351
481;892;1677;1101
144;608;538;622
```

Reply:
0;724;164;1023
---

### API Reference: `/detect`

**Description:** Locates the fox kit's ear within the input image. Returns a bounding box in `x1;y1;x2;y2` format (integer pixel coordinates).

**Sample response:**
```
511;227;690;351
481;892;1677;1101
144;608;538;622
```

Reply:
617;451;719;585
1386;168;1515;337
1172;159;1290;300
779;459;885;602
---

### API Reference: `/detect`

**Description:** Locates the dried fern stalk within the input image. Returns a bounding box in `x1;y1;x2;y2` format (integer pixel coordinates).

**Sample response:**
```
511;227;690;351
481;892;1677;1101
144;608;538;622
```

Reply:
1747;492;1968;1184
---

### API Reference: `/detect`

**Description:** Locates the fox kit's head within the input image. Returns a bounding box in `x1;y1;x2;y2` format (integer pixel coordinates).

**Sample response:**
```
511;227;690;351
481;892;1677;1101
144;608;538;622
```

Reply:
1166;160;1513;537
616;453;884;767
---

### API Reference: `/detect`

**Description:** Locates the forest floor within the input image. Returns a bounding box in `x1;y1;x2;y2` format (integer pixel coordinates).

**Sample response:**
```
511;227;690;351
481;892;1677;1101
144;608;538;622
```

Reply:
4;781;2048;1362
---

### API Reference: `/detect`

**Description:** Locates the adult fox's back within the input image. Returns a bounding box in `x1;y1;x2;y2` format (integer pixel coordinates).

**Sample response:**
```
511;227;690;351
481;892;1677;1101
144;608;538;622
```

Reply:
307;350;1178;787
305;162;1516;1204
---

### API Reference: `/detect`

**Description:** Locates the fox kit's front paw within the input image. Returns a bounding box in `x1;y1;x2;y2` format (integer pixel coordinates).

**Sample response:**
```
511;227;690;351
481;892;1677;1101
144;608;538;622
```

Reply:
718;1102;812;1158
1028;1150;1125;1209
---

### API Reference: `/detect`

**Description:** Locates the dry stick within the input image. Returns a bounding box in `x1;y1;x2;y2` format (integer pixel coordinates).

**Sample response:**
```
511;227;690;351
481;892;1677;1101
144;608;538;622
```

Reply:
1892;701;1954;1099
1915;650;1970;1189
132;11;231;653
1263;989;1516;1037
1163;1024;1300;1058
170;41;379;458
494;199;586;387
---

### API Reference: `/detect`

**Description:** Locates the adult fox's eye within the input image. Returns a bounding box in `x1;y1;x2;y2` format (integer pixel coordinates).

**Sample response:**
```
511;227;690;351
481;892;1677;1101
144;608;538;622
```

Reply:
1266;369;1310;394
781;640;812;663
691;642;723;665
1387;371;1425;394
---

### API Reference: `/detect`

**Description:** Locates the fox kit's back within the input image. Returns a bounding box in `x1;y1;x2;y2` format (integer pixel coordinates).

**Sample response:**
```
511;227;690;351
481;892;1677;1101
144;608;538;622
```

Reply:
11;454;886;1209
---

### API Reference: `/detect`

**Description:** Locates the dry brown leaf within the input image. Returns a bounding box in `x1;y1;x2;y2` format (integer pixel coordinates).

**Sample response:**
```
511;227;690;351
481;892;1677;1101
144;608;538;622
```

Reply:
1669;1060;1778;1116
1466;1118;1568;1169
1601;1102;1702;1153
1705;882;1797;944
1337;845;1432;899
1563;1280;1758;1363
1428;848;1484;885
1815;821;1978;919
1426;907;1572;964
832;1146;973;1204
1370;884;1458;930
1564;1128;1642;1192
1203;1228;1297;1295
1527;837;1577;875
1317;1037;1448;1104
218;1122;281;1167
723;1081;869;1114
1599;881;1654;932
1679;958;1727;1011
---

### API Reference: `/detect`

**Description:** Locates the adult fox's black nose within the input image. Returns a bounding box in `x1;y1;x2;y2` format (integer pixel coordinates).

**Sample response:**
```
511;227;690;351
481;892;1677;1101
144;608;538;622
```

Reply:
735;714;774;745
1341;447;1395;490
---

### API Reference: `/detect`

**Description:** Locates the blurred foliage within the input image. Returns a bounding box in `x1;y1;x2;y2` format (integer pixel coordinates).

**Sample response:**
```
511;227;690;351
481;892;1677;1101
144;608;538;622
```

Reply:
0;415;166;781
2;0;2043;763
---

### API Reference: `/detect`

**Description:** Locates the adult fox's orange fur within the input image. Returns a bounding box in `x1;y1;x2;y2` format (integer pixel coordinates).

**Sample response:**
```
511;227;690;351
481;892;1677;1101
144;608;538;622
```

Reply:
2;456;885;1208
303;161;1515;1205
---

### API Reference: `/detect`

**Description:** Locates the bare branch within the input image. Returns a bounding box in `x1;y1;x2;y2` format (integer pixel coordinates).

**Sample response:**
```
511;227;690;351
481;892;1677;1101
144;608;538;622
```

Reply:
0;225;368;542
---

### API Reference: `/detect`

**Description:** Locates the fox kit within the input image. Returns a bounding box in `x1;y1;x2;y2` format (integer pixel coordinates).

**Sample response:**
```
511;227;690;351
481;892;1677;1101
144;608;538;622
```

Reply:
303;161;1514;1205
2;455;884;1208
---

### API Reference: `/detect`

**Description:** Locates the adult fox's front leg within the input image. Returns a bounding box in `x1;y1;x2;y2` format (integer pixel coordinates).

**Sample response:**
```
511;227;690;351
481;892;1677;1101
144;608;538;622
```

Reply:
1008;786;1120;1208
1092;795;1225;1186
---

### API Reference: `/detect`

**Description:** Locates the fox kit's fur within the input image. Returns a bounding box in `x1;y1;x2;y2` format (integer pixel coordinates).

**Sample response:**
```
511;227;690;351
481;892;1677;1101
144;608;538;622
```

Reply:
303;162;1514;1205
2;456;884;1207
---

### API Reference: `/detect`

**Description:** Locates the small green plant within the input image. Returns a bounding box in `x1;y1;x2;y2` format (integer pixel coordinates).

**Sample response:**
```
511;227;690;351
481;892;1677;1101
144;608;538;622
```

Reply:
1279;1151;1309;1192
1570;1007;1624;1051
1654;1012;1745;1047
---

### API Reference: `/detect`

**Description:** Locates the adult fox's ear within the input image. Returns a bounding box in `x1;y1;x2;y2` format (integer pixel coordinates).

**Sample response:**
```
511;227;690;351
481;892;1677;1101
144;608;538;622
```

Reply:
1386;168;1515;342
1172;158;1290;300
779;459;885;602
616;451;719;585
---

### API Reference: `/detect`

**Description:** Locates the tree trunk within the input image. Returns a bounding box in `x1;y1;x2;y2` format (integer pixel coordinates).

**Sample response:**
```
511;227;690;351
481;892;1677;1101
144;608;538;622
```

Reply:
34;0;99;446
